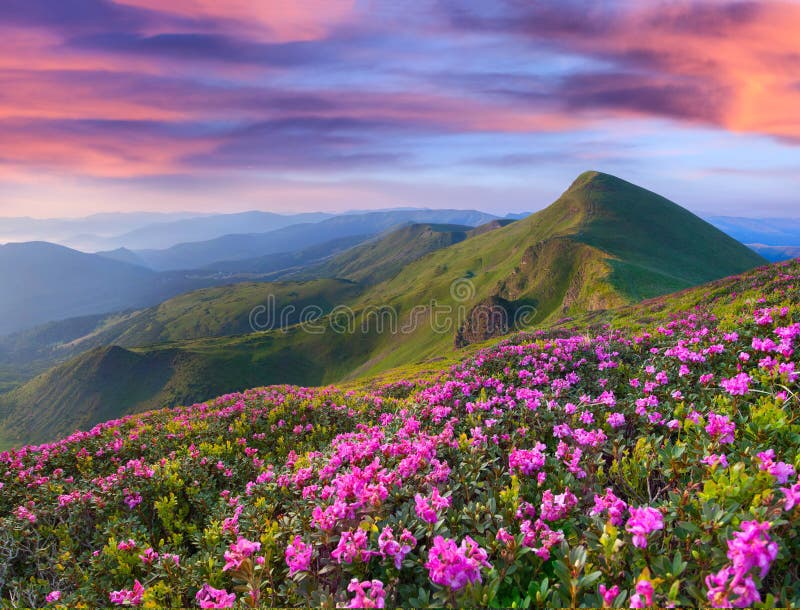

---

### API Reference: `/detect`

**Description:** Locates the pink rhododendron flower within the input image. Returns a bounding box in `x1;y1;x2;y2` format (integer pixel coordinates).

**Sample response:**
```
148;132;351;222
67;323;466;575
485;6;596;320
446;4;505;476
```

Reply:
378;526;415;568
702;453;729;468
139;548;158;565
726;520;778;579
607;412;626;428
109;580;145;606
345;578;386;608
285;536;312;575
626;506;664;549
539;488;577;521
496;528;514;545
782;482;800;510
223;536;261;571
705;413;736;444
45;591;61;604
705;520;778;608
117;539;137;552
629;578;654;608
332;528;376;564
425;536;491;590
195;584;236;609
520;518;564;559
508;442;547;475
414;489;450;524
591;488;628;526
599;584;619;607
719;373;751;396
756;449;796;483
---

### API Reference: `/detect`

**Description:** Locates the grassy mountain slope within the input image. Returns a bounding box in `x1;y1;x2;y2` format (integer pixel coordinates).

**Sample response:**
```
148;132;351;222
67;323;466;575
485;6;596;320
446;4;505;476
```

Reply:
291;223;473;285
0;172;767;445
0;279;360;386
203;234;369;274
0;223;506;385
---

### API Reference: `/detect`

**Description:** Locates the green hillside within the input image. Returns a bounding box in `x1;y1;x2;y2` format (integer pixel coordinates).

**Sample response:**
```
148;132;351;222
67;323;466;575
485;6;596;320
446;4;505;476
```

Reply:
0;172;767;446
291;223;476;285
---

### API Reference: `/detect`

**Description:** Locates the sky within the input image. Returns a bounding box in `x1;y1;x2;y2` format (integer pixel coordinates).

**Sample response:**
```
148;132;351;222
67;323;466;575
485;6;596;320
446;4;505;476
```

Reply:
0;0;799;218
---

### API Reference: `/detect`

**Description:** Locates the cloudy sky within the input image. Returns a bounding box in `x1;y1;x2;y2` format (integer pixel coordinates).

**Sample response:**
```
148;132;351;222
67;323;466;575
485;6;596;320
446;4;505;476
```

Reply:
0;0;798;217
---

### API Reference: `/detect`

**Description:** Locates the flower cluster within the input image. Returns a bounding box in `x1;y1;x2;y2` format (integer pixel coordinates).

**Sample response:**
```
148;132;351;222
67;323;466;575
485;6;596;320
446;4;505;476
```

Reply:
425;536;492;591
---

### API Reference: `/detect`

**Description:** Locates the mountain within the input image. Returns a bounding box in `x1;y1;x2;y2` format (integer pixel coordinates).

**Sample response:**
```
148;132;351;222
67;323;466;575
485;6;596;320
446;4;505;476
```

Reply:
95;247;149;267
0;212;201;250
0;172;766;444
99;211;334;251
0;241;251;336
706;215;800;246
0;224;501;385
0;222;512;384
132;209;499;271
706;215;800;261
747;244;800;262
202;234;371;274
288;223;482;285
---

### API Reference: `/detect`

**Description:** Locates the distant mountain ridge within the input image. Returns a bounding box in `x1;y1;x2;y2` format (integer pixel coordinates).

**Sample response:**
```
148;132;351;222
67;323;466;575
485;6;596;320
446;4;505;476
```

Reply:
0;171;767;445
130;209;499;271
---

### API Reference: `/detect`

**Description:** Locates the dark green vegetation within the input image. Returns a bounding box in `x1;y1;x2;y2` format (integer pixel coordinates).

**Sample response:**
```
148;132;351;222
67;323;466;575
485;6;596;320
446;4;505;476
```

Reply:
0;172;767;446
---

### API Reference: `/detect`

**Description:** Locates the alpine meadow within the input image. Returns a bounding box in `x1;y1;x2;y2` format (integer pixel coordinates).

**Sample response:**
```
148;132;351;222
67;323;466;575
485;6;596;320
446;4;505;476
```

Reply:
1;1;800;609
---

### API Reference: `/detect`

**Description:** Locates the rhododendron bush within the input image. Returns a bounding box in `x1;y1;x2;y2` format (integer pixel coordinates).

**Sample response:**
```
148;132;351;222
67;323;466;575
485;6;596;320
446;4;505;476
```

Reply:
1;260;800;607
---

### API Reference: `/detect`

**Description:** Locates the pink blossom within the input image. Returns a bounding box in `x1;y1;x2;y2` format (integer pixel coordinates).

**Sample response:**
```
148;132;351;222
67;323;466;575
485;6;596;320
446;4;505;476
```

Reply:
496;528;514;545
706;567;760;608
598;584;619;607
285;536;312;576
223;536;261;572
109;580;145;606
705;413;736;444
520;518;564;559
415;489;450;524
508;442;547;475
139;548;158;565
195;584;236;609
781;482;800;510
719;373;751;396
629;579;654;608
540;488;577;521
345;579;386;608
726;520;778;579
117;539;137;552
378;526;415;568
123;492;142;509
756;449;796;483
332;528;375;564
607;412;626;428
702;453;729;468
625;506;664;549
425;535;491;591
591;488;628;526
45;591;61;604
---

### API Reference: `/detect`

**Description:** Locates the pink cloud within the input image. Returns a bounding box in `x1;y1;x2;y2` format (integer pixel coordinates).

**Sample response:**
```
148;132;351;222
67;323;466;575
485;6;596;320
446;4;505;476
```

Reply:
111;0;357;42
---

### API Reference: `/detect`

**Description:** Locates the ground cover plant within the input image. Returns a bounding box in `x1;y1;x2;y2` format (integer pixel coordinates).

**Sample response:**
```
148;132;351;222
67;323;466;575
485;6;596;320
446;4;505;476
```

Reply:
1;258;799;608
